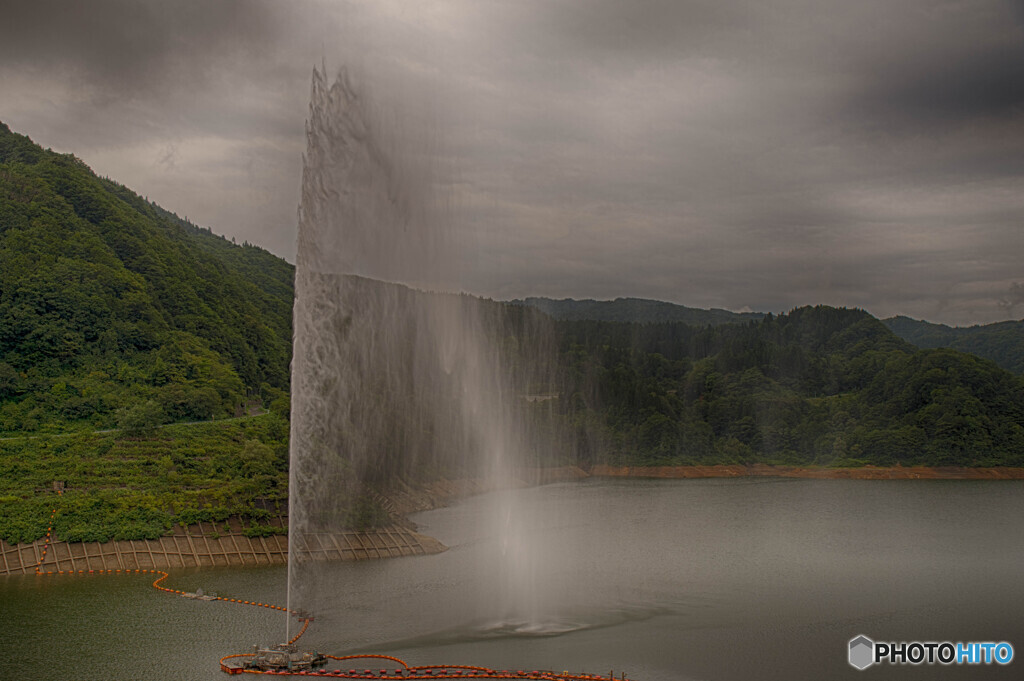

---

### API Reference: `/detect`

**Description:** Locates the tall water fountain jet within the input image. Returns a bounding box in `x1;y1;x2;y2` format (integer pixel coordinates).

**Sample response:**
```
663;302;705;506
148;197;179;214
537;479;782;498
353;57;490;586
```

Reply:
287;66;556;642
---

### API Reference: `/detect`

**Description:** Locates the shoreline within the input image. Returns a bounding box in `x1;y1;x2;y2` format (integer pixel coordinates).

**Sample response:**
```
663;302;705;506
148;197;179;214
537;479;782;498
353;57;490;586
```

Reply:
4;464;1021;575
589;463;1024;480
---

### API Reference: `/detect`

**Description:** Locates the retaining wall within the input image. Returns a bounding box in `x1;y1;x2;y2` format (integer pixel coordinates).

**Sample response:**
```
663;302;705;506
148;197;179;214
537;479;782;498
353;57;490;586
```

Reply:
0;516;445;576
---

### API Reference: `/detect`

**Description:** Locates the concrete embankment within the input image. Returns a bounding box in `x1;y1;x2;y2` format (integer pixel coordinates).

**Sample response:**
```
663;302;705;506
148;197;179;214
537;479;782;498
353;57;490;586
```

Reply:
590;464;1024;480
0;515;444;576
0;470;590;576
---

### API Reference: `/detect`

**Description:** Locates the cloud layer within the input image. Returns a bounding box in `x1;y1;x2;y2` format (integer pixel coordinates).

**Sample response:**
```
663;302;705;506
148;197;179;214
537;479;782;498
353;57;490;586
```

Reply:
2;0;1022;325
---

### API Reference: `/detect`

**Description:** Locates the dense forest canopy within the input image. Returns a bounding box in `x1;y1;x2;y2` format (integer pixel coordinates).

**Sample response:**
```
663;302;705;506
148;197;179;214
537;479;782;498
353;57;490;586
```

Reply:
544;307;1024;468
0;122;293;432
883;316;1024;374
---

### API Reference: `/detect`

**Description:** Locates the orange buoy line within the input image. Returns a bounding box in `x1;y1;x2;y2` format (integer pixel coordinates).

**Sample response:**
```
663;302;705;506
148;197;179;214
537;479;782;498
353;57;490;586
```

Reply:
286;617;311;646
33;492;632;680
32;490;306;637
32;489;62;574
35;567;297;616
218;652;629;679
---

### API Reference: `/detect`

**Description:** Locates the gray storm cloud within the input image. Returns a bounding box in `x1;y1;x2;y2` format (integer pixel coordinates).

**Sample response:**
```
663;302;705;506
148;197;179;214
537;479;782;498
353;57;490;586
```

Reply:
1;0;1021;326
1001;282;1024;315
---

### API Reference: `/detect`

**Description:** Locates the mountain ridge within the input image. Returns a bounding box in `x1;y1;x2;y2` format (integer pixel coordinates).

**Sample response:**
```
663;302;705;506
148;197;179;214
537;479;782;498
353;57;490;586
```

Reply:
510;295;765;326
513;294;1024;373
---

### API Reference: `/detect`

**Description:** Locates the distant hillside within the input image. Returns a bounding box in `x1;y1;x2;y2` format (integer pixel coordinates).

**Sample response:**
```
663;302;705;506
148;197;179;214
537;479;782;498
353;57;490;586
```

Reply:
0;121;294;433
551;306;1024;468
512;296;765;326
517;297;1024;376
883;316;1024;373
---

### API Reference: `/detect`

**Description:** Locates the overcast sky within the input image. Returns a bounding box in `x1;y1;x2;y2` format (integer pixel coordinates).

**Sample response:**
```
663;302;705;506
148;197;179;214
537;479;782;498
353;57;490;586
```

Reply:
2;0;1022;325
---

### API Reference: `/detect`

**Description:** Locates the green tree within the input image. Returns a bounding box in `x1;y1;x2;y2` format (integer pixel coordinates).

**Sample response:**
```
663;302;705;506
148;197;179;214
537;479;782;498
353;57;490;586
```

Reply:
116;399;165;437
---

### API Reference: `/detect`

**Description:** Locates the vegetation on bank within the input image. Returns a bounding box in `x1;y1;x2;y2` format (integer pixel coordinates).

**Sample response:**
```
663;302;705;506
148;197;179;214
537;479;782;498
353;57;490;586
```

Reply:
0;415;290;545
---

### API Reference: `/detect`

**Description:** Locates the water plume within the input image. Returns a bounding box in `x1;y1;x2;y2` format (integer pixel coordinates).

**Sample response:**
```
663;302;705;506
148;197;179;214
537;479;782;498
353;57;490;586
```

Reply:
287;65;555;640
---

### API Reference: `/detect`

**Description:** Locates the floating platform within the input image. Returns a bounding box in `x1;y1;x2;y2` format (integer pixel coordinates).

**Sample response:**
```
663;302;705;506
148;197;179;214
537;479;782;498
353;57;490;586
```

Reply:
222;644;326;674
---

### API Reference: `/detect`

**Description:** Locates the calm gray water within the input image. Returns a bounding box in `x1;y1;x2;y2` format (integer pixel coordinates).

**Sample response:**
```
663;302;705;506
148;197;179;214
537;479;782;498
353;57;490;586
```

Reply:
2;478;1022;680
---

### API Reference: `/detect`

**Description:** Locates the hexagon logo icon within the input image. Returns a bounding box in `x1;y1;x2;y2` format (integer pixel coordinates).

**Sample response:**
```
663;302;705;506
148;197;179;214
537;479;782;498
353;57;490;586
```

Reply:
849;635;874;670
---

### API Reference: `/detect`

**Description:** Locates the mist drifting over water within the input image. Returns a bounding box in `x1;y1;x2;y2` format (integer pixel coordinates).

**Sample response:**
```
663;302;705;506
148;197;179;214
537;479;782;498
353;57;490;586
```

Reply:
286;66;554;639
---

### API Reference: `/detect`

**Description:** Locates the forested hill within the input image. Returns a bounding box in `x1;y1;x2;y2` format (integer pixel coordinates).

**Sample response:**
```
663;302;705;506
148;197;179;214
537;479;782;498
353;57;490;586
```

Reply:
549;307;1024;467
0;121;294;433
883;316;1024;374
511;296;765;326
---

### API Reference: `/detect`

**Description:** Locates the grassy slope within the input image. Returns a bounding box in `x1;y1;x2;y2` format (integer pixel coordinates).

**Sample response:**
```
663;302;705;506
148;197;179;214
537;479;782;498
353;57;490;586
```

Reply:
0;414;290;545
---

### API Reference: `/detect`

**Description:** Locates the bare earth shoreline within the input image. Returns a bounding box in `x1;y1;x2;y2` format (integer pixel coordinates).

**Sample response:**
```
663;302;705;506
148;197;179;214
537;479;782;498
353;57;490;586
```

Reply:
589;463;1024;480
3;464;1022;575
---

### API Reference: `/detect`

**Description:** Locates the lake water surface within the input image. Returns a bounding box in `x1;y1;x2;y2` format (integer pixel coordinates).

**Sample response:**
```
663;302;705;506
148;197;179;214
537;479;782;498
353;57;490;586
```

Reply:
2;478;1022;680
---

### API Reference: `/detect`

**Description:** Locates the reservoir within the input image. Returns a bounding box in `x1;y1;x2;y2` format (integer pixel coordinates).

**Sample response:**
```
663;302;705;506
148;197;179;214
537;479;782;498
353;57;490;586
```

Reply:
1;477;1022;680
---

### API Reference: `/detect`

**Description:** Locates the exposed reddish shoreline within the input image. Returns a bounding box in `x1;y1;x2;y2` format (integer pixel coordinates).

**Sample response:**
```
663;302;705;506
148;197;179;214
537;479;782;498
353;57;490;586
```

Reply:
590;464;1024;480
